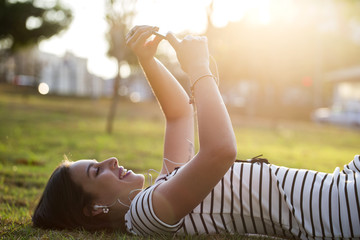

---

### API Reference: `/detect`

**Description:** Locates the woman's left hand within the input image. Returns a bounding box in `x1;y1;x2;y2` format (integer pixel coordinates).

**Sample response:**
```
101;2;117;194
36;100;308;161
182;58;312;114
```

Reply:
126;25;163;62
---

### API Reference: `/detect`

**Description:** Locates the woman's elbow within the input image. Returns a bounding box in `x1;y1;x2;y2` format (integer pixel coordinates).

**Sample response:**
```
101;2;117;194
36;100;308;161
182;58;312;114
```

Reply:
213;142;237;162
224;144;237;160
222;135;237;157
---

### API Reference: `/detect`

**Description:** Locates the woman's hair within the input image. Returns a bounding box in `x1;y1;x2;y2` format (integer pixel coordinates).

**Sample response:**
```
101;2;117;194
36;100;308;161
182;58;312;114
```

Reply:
32;161;126;232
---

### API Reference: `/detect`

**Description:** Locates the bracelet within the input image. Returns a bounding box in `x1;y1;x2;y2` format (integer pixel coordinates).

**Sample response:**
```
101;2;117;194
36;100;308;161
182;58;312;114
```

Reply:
189;74;218;104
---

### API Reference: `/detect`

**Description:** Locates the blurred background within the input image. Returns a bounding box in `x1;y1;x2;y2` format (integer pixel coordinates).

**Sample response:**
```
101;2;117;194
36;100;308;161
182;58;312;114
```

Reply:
1;2;360;236
1;0;360;128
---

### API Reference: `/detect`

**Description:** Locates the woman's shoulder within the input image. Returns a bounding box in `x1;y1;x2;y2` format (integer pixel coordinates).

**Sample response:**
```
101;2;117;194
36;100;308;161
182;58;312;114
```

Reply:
124;167;184;236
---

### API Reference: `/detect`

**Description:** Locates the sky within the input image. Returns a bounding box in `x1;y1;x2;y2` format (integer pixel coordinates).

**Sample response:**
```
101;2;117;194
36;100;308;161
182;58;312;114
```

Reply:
39;0;272;79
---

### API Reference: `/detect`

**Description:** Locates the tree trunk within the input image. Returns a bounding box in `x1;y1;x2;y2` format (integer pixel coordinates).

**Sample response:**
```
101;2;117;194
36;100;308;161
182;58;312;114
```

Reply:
106;71;121;134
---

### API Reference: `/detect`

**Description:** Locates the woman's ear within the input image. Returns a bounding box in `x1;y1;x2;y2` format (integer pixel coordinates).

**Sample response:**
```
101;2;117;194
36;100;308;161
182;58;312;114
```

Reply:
83;205;103;216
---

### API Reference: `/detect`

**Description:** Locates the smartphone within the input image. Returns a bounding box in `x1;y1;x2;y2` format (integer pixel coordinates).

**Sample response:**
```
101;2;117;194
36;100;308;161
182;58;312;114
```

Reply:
152;31;166;39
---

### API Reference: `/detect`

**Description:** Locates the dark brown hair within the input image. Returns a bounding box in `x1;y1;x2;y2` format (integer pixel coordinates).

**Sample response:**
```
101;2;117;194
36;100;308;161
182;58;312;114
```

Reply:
32;161;126;232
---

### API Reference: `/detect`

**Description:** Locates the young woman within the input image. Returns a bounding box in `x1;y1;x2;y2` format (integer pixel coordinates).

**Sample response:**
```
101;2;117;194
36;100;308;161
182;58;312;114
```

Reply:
33;25;360;239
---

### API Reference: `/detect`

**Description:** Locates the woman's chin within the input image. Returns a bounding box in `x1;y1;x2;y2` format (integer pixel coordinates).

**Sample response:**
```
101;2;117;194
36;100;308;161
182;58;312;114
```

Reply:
122;172;145;186
137;173;145;187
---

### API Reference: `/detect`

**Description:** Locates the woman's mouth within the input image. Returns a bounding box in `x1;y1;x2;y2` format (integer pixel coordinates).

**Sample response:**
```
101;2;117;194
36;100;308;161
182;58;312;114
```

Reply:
119;167;132;179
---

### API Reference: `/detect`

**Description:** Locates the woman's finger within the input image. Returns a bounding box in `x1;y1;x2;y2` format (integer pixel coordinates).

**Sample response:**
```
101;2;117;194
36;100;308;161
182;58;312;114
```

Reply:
126;25;155;45
126;25;148;42
126;25;142;40
132;29;155;48
166;32;180;51
151;34;163;47
127;25;148;37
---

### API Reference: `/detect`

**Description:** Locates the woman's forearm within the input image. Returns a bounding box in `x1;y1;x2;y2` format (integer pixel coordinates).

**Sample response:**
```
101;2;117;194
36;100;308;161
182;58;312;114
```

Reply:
139;57;193;120
189;68;237;158
165;34;236;159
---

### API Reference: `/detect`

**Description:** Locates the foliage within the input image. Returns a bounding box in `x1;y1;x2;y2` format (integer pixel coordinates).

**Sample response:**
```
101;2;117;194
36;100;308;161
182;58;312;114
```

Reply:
0;86;359;239
0;0;72;52
105;0;138;66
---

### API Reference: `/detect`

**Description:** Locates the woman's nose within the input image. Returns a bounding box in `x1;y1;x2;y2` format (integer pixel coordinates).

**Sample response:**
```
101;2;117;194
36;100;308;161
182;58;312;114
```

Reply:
103;157;118;169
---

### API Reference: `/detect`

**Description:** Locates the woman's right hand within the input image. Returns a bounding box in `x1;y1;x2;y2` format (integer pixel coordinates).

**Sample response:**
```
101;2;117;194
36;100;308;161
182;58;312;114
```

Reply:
126;25;163;62
166;33;211;81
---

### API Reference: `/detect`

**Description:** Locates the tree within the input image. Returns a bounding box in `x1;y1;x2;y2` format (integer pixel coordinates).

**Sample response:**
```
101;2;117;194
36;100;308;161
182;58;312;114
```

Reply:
105;0;138;134
0;0;72;50
0;0;72;81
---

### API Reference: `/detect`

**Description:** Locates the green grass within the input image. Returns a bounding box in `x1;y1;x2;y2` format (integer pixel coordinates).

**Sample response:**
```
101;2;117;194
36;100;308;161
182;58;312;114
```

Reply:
0;84;359;239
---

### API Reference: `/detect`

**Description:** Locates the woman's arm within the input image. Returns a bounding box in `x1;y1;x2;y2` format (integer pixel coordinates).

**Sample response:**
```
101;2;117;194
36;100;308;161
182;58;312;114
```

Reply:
152;34;237;224
126;26;194;175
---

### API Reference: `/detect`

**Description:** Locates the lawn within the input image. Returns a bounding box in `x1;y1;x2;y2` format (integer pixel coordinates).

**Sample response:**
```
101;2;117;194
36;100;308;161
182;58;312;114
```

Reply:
1;85;359;239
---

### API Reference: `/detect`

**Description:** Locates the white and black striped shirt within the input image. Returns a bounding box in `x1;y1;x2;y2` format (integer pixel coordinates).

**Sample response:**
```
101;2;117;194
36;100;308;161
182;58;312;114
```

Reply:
125;155;360;239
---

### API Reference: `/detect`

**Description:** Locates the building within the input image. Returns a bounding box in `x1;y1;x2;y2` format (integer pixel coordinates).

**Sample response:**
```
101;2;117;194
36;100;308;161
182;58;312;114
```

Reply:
38;51;103;97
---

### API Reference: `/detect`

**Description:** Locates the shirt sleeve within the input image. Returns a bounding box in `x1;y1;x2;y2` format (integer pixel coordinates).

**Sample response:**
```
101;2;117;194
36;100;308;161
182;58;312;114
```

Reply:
125;183;184;236
344;155;360;173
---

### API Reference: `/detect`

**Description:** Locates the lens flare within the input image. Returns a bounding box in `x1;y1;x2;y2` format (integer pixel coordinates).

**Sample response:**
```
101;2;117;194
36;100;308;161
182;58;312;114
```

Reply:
38;83;50;95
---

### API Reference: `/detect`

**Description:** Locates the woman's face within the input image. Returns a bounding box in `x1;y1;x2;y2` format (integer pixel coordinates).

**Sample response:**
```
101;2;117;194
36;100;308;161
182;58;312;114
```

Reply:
69;157;145;207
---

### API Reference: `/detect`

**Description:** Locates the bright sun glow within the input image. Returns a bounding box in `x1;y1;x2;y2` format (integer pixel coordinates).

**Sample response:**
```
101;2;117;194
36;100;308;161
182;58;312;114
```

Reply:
210;0;271;27
39;0;275;79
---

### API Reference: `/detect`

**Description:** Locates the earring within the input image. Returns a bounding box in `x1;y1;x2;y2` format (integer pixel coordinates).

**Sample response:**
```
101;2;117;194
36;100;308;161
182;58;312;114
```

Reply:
102;207;109;214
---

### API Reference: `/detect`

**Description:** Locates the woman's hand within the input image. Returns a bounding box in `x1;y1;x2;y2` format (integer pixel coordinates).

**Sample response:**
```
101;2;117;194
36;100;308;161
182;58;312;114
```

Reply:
167;33;211;81
126;25;163;62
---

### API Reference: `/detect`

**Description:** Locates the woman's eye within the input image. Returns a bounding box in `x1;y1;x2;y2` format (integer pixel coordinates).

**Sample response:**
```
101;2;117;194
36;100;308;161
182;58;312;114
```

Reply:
95;167;100;176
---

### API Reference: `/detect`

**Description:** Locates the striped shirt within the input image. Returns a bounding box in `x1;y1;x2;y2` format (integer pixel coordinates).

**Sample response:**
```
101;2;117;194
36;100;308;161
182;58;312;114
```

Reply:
125;155;360;239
